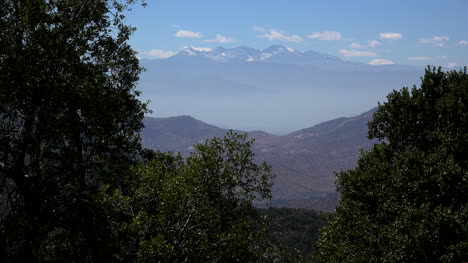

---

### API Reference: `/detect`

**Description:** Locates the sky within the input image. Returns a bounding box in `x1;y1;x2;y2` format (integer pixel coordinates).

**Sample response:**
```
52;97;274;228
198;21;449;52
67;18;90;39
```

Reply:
125;0;468;67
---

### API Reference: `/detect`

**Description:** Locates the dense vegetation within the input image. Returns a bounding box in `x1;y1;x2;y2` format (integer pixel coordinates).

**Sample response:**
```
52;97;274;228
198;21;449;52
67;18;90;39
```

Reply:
315;67;468;262
263;207;326;261
105;132;277;262
0;0;147;261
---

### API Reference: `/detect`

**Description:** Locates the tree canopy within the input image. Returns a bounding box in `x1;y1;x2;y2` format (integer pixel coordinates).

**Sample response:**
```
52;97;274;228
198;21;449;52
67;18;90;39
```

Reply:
105;131;277;262
0;0;146;261
315;67;468;262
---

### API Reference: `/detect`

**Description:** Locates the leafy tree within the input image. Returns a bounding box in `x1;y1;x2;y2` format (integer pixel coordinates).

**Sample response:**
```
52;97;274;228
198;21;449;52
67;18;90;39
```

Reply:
0;0;146;261
263;207;327;262
103;131;278;262
315;67;468;262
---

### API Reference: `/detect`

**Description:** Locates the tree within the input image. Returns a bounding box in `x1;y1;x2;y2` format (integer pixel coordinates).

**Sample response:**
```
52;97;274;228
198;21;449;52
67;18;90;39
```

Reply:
263;207;327;262
103;131;278;262
0;0;146;261
315;67;468;262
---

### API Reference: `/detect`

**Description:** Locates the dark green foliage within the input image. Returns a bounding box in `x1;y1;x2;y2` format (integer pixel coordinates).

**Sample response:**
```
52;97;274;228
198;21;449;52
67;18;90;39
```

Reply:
0;0;146;261
262;207;327;262
315;67;468;262
103;131;277;262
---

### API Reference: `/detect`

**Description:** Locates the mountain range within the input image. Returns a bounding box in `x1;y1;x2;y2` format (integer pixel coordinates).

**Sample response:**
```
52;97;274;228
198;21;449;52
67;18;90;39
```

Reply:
137;45;424;134
159;45;418;71
141;108;378;211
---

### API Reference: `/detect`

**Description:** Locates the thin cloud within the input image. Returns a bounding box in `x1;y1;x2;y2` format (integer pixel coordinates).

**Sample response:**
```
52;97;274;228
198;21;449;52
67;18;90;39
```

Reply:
205;34;235;43
457;40;468;46
339;49;377;57
379;32;403;40
351;40;381;48
258;29;303;43
408;56;432;61
308;30;342;41
350;43;363;48
408;56;447;61
175;30;203;39
368;40;381;47
419;36;450;47
139;49;176;59
252;26;266;32
368;59;395;65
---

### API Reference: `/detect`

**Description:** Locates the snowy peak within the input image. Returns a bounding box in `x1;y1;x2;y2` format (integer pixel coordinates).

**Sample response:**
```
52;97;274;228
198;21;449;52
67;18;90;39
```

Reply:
173;45;263;62
205;46;258;62
171;47;204;59
259;45;299;61
168;45;352;66
176;46;214;56
159;45;417;71
217;46;261;62
181;47;198;56
262;45;297;54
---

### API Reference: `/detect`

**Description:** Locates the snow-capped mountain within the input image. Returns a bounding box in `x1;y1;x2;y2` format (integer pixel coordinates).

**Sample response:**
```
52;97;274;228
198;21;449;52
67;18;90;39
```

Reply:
167;45;284;63
166;45;346;65
204;46;262;63
166;46;208;62
259;45;299;61
161;45;418;71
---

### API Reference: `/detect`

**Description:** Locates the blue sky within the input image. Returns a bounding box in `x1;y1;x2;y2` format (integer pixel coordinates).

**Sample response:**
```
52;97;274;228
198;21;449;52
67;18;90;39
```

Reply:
125;0;468;67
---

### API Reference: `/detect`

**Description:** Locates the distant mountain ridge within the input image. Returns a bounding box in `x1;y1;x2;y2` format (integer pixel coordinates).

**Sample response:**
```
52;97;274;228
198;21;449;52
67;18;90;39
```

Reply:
141;108;378;211
160;45;417;71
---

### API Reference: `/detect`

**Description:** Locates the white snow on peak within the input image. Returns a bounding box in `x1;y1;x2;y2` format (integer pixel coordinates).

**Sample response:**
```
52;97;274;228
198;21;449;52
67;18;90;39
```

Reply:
183;46;213;52
260;53;273;61
274;45;296;54
285;46;295;53
193;47;213;52
260;45;298;54
172;45;309;62
183;48;196;56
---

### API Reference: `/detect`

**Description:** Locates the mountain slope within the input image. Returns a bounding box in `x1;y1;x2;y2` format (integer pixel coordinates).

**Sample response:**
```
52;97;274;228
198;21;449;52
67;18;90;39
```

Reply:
142;115;227;152
141;109;377;211
253;108;376;201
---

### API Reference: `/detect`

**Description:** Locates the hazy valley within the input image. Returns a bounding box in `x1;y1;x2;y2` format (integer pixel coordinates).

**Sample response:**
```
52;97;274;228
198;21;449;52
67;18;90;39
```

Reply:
138;45;426;134
142;108;377;211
